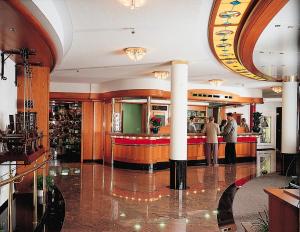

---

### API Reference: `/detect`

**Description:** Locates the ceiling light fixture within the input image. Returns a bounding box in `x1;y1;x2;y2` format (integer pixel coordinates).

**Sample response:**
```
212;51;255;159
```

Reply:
209;79;224;86
124;47;147;61
119;0;145;9
271;86;282;93
153;71;169;80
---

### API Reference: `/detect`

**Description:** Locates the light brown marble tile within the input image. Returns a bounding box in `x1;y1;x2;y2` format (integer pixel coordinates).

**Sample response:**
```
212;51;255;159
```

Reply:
52;163;256;232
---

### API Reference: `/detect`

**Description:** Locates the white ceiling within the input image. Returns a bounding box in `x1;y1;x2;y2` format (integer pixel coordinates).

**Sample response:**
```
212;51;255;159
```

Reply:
51;0;297;87
253;0;299;79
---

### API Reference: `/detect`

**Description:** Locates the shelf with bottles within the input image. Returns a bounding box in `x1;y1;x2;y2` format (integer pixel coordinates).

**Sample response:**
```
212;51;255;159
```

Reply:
187;110;206;118
49;102;82;160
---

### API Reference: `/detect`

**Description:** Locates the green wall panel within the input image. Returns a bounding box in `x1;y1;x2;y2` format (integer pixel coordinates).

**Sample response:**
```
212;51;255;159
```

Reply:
123;103;142;134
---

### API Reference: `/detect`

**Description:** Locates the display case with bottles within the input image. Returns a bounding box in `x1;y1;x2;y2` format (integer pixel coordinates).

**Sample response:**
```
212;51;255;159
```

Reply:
49;102;81;162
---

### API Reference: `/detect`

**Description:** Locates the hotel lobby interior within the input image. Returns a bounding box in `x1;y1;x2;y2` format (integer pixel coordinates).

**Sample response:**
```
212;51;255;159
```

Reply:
0;0;299;231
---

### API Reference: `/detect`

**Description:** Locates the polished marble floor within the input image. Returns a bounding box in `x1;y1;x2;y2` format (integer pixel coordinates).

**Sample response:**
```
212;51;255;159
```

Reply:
50;162;256;232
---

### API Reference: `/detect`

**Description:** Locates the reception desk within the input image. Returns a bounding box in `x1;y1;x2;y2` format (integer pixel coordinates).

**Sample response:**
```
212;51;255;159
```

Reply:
111;133;258;170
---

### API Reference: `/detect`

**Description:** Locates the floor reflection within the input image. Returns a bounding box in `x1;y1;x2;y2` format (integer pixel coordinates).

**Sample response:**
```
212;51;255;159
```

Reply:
50;162;256;232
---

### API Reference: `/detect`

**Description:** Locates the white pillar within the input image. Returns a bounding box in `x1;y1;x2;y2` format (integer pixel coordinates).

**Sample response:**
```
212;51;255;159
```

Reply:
170;60;188;189
281;79;299;176
281;81;299;154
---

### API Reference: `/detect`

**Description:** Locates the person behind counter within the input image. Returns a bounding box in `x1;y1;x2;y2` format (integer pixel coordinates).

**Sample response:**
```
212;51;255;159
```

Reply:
219;119;227;132
240;118;250;132
187;116;197;133
202;116;220;166
222;113;237;164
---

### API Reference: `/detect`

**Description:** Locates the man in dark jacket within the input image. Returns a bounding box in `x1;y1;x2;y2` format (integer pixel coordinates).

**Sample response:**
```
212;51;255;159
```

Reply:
222;113;237;164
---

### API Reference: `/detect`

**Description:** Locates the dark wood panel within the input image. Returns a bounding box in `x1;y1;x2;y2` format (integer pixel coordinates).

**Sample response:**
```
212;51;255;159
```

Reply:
17;66;50;149
82;102;94;161
93;102;104;160
50;92;91;100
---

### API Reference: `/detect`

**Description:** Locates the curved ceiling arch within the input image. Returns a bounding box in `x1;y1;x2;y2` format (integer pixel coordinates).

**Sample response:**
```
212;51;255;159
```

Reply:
208;0;294;82
238;0;289;81
251;0;299;79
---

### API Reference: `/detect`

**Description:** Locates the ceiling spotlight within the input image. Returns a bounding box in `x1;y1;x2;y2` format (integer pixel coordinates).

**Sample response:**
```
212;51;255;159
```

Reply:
271;86;282;93
119;0;145;9
209;79;224;86
153;71;169;80
124;47;147;61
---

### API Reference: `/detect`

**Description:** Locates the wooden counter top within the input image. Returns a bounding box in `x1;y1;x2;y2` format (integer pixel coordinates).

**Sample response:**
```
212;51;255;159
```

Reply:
264;188;300;208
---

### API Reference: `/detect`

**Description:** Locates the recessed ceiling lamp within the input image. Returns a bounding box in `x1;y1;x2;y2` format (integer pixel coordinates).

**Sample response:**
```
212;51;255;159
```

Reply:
153;71;169;80
124;47;147;61
209;79;224;86
119;0;145;9
271;86;282;93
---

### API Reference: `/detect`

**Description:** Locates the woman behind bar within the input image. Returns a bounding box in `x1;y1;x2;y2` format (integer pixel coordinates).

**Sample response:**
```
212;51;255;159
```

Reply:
187;116;197;133
240;118;250;132
202;116;220;166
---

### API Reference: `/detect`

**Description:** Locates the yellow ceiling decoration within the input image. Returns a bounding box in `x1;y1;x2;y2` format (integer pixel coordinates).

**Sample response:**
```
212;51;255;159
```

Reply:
211;0;267;81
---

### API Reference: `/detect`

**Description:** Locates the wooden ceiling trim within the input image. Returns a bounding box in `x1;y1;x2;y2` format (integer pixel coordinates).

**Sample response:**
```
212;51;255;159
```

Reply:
0;1;57;70
50;89;263;104
208;0;287;81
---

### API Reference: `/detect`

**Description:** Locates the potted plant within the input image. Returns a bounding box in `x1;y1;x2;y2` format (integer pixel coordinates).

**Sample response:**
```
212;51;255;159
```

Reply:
252;112;262;133
0;222;4;232
150;116;162;134
37;175;54;198
251;210;269;232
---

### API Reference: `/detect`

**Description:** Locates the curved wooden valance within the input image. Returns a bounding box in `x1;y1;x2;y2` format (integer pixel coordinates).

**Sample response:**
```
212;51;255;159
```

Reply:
0;1;57;70
50;88;263;104
208;0;287;81
238;0;288;80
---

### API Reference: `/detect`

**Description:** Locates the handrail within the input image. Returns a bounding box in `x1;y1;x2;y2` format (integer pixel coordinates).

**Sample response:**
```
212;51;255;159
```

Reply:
0;150;52;232
0;151;51;187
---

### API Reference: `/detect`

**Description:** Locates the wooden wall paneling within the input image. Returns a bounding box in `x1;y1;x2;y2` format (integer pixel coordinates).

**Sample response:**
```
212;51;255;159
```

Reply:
93;101;104;161
54;89;263;104
50;92;90;101
218;144;225;158
81;101;94;161
1;1;56;69
219;107;226;121
17;66;50;149
16;66;50;192
104;102;112;164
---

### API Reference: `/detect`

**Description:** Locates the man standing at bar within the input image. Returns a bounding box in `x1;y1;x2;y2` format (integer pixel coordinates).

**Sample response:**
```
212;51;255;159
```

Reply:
223;113;237;164
202;116;220;166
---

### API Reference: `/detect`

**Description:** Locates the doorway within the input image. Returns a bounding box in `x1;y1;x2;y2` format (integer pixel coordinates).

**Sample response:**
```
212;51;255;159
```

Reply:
276;107;282;151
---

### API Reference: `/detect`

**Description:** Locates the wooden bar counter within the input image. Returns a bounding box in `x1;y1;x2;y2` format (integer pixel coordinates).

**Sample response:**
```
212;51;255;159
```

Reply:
111;133;258;170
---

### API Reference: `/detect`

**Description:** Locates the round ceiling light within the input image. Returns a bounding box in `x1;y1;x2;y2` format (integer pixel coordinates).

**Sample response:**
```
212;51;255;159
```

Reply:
119;0;145;9
153;71;169;80
124;47;147;61
271;86;282;93
209;79;224;86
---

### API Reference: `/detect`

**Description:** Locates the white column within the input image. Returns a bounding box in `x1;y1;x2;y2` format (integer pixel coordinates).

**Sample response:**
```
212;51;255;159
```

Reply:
281;81;299;154
170;60;188;160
